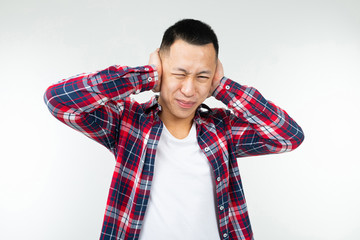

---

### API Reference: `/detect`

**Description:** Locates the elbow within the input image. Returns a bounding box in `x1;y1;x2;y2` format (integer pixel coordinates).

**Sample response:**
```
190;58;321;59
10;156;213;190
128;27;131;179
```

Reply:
43;86;51;110
269;128;305;154
289;127;305;151
298;129;305;146
43;85;58;116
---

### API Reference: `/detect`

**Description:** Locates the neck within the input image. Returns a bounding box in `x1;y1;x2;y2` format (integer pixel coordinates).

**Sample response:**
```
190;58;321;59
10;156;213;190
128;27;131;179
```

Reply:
159;113;194;139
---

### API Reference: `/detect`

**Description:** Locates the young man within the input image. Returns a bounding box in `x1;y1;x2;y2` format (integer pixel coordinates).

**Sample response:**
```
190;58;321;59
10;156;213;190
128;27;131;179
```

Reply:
44;19;304;240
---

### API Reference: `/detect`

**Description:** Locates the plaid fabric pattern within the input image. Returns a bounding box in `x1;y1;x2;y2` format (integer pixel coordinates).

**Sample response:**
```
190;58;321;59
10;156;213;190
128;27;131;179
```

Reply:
44;65;304;240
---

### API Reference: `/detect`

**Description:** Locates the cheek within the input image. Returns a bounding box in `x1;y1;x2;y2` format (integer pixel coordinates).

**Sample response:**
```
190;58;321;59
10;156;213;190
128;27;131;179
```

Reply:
197;82;212;97
161;76;179;95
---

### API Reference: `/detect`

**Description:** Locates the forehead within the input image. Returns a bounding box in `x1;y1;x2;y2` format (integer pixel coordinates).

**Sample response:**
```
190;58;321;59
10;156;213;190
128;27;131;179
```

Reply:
164;39;217;71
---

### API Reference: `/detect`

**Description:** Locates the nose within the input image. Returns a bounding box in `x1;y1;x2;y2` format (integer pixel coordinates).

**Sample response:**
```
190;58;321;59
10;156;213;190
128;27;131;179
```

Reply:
180;77;195;97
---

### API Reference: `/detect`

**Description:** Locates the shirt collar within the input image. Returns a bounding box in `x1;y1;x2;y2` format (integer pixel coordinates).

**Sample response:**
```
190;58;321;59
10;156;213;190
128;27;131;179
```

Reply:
144;95;161;114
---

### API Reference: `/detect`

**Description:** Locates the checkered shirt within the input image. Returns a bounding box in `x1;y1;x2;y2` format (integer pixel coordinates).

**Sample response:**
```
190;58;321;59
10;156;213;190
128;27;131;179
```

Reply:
44;65;304;240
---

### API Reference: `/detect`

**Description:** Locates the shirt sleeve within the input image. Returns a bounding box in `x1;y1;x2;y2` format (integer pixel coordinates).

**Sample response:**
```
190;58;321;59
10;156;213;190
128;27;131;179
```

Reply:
213;77;304;157
43;65;158;153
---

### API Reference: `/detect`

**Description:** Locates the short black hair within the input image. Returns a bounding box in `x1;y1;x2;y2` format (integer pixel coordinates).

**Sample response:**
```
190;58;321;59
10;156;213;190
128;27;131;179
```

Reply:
160;19;219;57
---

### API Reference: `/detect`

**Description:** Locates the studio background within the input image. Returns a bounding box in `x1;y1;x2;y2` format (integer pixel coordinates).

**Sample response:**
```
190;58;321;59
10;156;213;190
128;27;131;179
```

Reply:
1;0;359;239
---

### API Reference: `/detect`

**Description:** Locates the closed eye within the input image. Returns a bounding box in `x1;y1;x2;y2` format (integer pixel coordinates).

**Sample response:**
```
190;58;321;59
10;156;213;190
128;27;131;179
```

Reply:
173;73;186;78
197;76;210;82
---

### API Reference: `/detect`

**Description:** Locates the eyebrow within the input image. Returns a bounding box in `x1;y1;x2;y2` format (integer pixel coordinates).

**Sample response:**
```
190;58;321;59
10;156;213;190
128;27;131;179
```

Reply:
197;70;212;75
173;68;212;75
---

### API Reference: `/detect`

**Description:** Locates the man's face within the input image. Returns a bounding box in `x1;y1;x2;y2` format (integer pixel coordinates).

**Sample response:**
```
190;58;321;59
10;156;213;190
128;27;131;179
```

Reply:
159;39;217;123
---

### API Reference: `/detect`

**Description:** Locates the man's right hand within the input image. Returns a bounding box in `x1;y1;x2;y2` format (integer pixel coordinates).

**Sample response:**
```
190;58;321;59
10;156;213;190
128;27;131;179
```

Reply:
148;48;162;92
208;59;224;97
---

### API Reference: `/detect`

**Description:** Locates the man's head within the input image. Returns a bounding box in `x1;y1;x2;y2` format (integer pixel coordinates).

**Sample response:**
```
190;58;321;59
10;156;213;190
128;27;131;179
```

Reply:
159;19;219;58
157;19;220;127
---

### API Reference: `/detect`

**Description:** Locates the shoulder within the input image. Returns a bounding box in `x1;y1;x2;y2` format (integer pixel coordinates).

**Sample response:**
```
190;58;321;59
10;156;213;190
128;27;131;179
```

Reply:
116;97;145;117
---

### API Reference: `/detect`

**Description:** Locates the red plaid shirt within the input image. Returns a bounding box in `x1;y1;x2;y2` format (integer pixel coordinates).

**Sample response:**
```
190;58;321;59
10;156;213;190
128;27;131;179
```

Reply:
44;65;304;240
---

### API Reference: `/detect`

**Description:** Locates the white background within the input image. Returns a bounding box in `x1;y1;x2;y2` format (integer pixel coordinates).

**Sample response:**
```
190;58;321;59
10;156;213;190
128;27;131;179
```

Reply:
1;0;359;239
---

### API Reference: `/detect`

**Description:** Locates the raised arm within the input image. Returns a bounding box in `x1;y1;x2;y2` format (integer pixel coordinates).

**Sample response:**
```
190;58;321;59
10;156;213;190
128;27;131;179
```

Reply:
44;64;158;153
211;60;304;157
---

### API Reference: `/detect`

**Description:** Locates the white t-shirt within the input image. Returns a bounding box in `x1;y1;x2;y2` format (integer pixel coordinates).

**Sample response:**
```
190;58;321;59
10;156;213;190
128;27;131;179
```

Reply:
138;123;220;240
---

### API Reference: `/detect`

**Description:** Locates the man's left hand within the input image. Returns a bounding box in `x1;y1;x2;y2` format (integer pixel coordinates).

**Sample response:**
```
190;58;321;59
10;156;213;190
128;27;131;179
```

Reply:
208;59;224;97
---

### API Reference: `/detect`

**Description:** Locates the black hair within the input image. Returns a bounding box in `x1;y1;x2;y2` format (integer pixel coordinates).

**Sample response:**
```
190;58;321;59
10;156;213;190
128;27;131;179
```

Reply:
160;19;219;57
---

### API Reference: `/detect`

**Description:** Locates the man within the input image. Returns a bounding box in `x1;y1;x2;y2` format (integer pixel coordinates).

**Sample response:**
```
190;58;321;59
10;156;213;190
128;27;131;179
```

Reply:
44;19;304;240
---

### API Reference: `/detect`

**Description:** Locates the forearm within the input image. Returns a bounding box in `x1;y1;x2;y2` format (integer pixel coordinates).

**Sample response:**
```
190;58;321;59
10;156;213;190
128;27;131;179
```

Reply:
44;65;158;116
213;77;304;154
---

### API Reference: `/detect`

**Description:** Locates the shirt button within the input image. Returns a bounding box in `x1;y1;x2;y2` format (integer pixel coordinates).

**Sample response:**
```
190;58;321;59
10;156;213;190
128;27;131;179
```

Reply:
219;205;224;210
223;233;228;238
204;147;210;152
217;177;221;182
144;68;149;71
148;77;152;81
225;85;230;90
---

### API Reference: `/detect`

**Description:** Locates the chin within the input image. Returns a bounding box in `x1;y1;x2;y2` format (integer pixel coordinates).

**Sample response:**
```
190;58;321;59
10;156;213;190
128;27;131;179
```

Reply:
174;107;198;120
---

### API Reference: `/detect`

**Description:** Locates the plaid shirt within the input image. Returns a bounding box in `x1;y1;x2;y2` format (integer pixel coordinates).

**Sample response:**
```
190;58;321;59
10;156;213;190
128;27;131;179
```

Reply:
44;65;304;240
